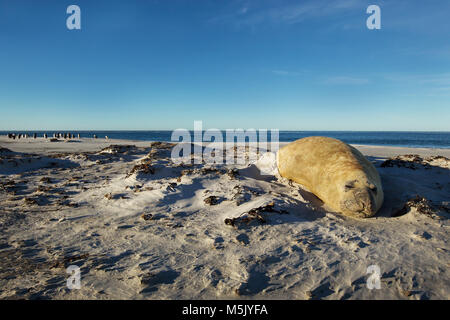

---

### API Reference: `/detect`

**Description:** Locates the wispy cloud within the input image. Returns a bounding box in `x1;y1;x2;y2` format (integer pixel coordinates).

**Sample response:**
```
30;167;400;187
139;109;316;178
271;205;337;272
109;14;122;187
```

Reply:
383;73;450;86
383;72;450;97
238;7;248;15
271;70;303;76
209;0;450;36
321;76;370;85
209;0;366;28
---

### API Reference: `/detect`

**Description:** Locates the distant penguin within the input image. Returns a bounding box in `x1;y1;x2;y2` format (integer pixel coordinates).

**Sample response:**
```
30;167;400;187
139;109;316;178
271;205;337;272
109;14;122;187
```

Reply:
93;134;97;139
33;133;37;139
105;136;109;140
44;133;48;139
77;133;80;139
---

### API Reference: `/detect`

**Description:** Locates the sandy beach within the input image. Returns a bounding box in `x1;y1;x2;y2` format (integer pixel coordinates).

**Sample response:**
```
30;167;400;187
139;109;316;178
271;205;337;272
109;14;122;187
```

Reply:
0;136;449;300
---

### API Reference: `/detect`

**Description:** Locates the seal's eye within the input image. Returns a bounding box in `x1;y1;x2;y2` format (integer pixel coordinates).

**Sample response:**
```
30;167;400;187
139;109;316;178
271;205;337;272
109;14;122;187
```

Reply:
344;180;356;191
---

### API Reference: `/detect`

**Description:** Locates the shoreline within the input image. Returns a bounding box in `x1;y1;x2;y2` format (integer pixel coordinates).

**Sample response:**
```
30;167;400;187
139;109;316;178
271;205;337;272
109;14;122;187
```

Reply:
1;136;450;158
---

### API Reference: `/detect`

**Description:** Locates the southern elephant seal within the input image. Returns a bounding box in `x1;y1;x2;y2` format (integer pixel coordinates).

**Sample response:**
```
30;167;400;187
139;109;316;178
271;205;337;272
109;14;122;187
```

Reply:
277;136;383;218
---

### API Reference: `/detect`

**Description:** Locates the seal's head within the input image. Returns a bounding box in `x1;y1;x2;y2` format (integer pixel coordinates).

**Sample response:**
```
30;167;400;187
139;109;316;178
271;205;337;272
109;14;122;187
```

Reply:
339;174;382;218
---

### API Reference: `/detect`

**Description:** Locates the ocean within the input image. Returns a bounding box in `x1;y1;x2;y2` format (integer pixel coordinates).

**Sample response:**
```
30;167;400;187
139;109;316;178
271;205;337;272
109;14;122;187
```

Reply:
1;131;449;149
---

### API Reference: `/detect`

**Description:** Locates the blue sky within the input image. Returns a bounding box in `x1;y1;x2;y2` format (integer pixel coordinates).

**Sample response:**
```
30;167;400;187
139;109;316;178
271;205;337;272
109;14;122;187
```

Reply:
0;0;449;131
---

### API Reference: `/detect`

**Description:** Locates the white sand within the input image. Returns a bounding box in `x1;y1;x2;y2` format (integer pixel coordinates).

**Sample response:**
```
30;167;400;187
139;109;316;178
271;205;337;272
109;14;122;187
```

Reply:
0;136;449;300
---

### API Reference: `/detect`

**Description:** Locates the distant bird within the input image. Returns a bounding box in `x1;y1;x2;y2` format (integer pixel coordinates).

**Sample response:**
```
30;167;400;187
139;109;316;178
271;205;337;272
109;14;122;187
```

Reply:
44;133;48;139
93;134;97;139
33;133;37;139
105;136;109;140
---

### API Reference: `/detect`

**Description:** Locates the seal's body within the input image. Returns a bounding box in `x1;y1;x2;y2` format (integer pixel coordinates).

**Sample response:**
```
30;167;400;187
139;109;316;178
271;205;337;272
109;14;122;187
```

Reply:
277;136;383;218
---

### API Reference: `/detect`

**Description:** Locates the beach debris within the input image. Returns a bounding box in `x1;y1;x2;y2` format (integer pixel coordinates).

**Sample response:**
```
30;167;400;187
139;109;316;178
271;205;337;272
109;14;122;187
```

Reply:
0;179;16;192
128;162;155;177
100;144;136;154
151;141;175;149
166;182;177;192
146;142;176;160
24;197;39;206
232;185;250;206
392;195;447;219
227;168;239;179
381;154;450;170
40;177;52;183
104;192;128;200
400;289;412;297
51;253;89;269
204;195;219;205
200;167;223;175
180;169;192;176
36;185;52;193
231;185;267;206
141;213;153;221
224;202;289;228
